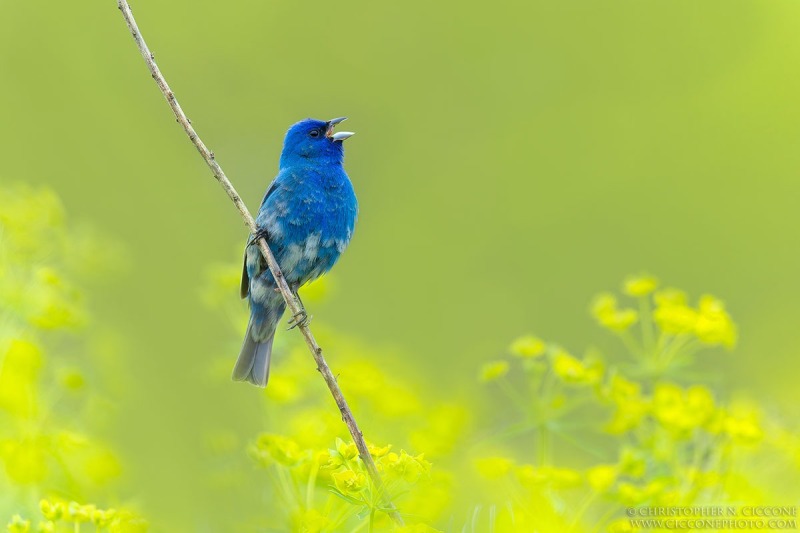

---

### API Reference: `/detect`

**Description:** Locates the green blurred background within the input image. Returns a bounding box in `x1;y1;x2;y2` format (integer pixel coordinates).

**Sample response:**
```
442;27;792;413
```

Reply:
2;0;799;529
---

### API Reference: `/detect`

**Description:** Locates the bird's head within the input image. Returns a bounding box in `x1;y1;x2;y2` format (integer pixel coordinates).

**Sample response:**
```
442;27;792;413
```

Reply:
279;117;354;168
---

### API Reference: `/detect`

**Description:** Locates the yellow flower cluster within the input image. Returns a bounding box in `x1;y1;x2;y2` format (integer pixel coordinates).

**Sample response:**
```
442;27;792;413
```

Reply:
508;335;546;358
5;500;146;533
0;186;139;529
469;275;785;532
652;382;716;434
552;349;604;386
250;432;434;529
654;290;737;348
379;450;432;484
198;255;791;532
623;274;659;297
592;293;639;332
586;464;617;492
604;374;648;433
588;276;740;380
602;377;764;443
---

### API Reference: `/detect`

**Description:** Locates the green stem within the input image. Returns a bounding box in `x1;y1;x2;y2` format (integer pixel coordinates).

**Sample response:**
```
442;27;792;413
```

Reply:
536;370;559;465
497;377;530;416
537;422;553;466
369;507;376;533
639;296;655;355
659;334;691;370
306;458;319;510
569;491;598;531
618;331;645;359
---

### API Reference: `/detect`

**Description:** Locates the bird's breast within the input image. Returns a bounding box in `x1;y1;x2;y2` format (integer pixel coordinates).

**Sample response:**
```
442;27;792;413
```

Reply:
251;167;357;287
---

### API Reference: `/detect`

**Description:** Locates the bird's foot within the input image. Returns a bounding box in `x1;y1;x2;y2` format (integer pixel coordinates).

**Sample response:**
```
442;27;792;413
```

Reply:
248;227;270;247
287;308;312;330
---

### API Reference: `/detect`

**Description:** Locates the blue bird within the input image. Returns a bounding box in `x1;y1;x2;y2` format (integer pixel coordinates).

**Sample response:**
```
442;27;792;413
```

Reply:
233;117;357;387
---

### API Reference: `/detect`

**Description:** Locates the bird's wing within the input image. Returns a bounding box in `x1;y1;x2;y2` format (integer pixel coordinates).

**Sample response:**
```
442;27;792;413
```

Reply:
240;251;249;299
260;179;279;208
241;177;283;299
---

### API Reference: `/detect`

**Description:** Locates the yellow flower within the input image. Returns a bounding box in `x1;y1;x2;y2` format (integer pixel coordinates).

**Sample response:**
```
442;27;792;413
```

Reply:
552;350;603;386
335;438;359;460
479;360;509;382
587;464;617;492
332;468;367;495
653;289;697;334
604;308;638;331
474;456;513;479
367;442;392;458
623;274;659;297
509;335;546;358
591;293;638;332
592;293;617;317
652;383;715;434
606;396;649;434
380;451;431;483
722;405;763;445
694;295;737;348
605;374;641;403
39;501;63;521
253;434;305;466
618;448;647;478
6;515;30;533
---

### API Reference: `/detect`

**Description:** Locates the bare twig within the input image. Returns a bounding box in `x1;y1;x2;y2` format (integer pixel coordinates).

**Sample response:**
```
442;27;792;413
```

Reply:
115;0;403;525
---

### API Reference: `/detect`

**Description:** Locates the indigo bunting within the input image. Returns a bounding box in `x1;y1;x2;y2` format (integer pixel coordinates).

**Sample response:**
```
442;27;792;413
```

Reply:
233;117;357;387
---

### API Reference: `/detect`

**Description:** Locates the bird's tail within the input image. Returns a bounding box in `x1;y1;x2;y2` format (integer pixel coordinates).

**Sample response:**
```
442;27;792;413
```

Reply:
233;313;279;388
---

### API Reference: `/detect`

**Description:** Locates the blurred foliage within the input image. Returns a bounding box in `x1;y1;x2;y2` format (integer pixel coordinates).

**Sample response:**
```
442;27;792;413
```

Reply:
467;275;800;531
195;264;800;531
0;186;145;531
3;187;800;531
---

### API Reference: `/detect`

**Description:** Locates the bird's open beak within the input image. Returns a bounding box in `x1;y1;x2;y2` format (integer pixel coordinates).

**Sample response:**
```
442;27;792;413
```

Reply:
326;117;355;142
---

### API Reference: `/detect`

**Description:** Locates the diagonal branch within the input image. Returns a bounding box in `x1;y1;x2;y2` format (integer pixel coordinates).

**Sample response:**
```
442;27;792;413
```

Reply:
115;0;403;526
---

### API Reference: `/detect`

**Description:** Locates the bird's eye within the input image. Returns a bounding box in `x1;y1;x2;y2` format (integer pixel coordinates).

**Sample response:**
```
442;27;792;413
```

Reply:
309;130;320;138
